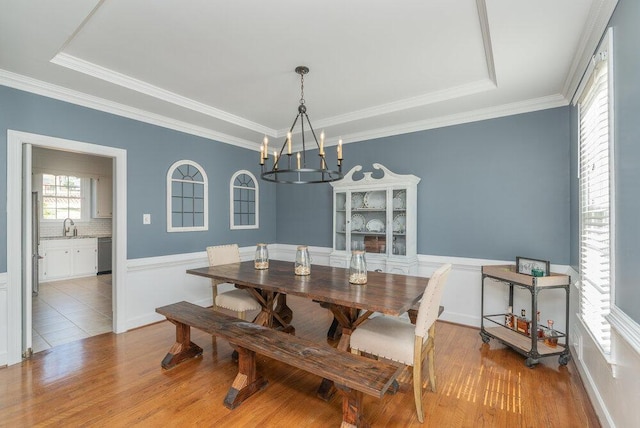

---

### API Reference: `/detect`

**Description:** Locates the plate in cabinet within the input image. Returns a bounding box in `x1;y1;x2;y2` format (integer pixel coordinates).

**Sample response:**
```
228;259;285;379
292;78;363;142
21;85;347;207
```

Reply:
351;214;366;231
364;191;386;209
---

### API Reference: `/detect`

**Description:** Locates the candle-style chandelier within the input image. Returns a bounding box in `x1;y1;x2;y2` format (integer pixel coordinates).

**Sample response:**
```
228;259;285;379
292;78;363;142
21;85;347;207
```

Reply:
260;66;344;184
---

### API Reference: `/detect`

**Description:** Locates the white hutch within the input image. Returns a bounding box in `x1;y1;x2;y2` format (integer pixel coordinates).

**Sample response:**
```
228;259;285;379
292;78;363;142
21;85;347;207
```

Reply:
330;163;420;274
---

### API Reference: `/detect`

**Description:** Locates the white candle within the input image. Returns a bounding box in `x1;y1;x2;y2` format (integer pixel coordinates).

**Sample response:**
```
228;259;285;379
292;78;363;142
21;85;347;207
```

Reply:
297;152;301;169
287;132;292;155
320;130;325;155
263;136;268;159
338;138;343;160
273;150;278;169
260;146;264;165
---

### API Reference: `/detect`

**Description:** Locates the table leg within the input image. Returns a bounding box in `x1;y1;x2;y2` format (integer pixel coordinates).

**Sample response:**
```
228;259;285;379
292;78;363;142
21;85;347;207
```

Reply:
336;384;369;428
223;346;268;409
161;319;203;370
326;316;342;340
248;290;295;334
318;305;365;400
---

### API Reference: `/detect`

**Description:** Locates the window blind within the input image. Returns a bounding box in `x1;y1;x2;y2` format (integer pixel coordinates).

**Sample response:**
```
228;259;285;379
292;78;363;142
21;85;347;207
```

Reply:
578;49;612;354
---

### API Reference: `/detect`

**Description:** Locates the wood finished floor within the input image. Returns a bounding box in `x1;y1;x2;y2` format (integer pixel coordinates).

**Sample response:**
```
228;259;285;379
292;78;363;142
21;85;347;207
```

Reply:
0;295;599;427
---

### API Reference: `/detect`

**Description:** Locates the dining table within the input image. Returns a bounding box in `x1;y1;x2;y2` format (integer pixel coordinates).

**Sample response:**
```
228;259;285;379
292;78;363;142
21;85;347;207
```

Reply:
186;259;428;399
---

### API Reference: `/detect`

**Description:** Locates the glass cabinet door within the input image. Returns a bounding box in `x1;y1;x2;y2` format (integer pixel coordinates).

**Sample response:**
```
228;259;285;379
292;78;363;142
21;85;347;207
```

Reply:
390;189;407;256
334;192;347;251
349;189;387;255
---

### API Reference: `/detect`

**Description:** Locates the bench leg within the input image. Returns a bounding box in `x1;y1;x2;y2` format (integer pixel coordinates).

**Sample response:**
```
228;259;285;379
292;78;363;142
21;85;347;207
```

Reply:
161;320;203;370
223;346;268;409
335;384;369;428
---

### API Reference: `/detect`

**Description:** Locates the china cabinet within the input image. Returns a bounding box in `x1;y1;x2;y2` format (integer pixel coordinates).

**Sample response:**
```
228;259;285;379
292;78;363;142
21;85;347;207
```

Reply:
330;163;420;274
479;264;571;367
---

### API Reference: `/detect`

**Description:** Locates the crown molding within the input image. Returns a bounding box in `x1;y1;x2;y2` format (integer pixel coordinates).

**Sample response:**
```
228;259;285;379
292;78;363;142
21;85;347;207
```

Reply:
1;68;568;153
338;93;569;145
51;52;275;136
476;0;497;85
562;0;619;100
278;79;497;137
0;68;258;151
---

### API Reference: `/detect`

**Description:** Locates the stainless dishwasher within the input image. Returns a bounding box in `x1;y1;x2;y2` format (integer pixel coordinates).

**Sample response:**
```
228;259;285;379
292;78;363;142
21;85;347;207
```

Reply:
97;237;112;274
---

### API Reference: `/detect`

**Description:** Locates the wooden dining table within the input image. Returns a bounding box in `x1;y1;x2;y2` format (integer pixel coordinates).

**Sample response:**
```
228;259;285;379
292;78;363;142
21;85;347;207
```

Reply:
187;259;427;399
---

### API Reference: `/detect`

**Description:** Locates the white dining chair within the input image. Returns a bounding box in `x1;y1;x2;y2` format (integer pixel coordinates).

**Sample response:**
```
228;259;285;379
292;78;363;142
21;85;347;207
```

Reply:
206;244;261;320
350;263;452;423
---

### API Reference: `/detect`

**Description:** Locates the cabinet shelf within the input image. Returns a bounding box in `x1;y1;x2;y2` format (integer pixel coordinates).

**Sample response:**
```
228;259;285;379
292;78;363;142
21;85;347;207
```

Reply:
480;265;571;368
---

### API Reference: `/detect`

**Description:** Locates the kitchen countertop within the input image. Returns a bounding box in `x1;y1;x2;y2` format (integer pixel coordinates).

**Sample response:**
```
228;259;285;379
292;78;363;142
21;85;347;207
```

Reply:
41;234;111;240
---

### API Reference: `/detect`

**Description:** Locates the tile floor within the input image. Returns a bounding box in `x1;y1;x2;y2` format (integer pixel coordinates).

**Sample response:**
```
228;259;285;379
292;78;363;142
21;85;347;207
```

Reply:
32;274;113;353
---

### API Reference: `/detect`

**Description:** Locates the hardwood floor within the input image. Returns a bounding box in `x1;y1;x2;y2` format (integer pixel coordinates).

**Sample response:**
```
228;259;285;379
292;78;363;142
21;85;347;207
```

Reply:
0;295;599;427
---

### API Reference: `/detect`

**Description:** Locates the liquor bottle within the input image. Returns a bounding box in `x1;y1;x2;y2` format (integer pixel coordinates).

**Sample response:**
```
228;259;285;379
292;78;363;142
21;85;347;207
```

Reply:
505;306;514;328
536;310;545;338
517;309;530;336
544;319;559;348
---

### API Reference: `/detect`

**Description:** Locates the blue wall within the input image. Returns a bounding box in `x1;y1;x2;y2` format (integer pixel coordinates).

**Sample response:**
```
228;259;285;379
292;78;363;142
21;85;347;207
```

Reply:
0;86;277;271
277;107;571;264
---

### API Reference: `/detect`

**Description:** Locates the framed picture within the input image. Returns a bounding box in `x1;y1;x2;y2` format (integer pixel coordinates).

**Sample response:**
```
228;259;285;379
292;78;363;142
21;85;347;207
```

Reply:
516;256;550;276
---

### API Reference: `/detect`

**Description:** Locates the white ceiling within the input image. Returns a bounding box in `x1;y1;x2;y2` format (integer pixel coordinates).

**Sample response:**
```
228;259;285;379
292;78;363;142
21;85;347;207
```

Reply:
0;0;616;151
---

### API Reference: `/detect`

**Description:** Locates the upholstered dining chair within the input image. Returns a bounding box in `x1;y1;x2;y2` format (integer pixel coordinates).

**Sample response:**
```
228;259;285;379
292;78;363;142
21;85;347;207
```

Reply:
206;244;261;320
350;263;452;423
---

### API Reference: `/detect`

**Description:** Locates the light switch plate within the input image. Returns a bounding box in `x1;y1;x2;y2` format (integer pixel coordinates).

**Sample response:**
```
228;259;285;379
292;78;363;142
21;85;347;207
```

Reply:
143;214;151;224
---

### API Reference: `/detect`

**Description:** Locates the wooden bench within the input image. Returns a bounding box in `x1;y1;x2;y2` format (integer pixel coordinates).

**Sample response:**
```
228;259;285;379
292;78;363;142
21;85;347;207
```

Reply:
156;301;402;428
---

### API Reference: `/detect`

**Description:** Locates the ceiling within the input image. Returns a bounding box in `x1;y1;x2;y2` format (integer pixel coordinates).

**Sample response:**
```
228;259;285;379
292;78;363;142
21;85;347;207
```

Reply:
0;0;616;151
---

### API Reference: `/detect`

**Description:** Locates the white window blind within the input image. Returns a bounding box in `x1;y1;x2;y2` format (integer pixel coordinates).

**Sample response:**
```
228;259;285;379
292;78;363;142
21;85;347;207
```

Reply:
578;38;612;354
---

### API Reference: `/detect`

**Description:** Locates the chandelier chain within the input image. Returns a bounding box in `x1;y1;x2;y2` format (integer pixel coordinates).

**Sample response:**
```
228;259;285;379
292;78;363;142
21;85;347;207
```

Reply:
299;72;305;105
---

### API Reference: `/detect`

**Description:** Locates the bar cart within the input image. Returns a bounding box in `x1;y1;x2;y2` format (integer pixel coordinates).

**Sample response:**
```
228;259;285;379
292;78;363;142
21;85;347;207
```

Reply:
479;265;571;368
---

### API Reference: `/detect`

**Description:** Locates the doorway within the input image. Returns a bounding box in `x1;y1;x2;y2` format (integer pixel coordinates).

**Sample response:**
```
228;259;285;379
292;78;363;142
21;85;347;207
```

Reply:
6;130;127;365
31;148;114;353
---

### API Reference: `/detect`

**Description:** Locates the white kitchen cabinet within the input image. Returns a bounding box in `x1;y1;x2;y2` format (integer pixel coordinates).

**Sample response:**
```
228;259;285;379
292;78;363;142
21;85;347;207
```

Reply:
40;238;97;281
92;176;112;218
330;163;420;274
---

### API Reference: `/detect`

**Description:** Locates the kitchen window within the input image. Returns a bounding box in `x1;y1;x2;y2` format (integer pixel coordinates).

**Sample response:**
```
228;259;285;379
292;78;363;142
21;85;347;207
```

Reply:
230;170;259;229
41;173;85;220
167;160;208;232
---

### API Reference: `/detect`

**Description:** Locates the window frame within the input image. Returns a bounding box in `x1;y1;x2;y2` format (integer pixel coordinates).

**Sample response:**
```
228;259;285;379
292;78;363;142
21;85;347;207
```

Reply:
38;172;90;222
229;170;259;230
166;160;208;233
575;28;615;355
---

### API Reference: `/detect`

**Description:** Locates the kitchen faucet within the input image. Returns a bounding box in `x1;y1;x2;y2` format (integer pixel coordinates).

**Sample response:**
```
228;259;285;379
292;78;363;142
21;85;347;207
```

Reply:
63;217;75;237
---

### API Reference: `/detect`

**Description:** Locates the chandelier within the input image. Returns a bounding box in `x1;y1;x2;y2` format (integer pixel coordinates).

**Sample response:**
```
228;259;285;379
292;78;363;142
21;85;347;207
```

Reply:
260;66;344;184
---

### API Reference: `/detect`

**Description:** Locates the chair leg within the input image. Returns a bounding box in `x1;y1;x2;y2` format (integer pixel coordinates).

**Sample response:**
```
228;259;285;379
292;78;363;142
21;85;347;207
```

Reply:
427;324;437;392
413;337;425;423
211;281;218;311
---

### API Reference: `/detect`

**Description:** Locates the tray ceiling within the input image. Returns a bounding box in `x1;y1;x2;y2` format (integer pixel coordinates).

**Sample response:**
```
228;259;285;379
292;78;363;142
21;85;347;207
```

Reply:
0;0;615;150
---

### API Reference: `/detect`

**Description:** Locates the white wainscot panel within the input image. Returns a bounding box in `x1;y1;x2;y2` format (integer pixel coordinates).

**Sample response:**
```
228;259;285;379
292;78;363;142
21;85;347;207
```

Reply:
0;273;8;366
124;248;259;330
126;253;213;330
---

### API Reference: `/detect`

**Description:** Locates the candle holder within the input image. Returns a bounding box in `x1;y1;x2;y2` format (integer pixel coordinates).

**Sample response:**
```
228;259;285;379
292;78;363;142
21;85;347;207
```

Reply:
295;246;311;275
254;243;269;270
349;250;367;284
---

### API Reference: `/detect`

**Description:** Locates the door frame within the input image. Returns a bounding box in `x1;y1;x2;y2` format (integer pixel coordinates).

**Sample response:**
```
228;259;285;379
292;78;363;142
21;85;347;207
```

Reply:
6;130;127;365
